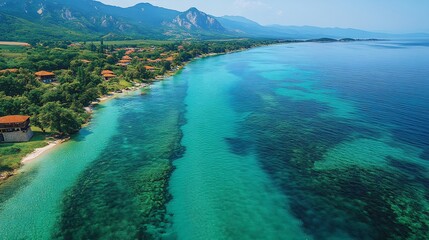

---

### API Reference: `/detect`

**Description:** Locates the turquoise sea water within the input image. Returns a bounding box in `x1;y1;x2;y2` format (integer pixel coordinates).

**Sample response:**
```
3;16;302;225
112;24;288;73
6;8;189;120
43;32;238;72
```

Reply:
1;41;429;239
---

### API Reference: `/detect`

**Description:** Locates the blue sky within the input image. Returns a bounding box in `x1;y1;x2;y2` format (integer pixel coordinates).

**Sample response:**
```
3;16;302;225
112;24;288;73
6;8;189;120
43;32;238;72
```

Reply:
98;0;429;33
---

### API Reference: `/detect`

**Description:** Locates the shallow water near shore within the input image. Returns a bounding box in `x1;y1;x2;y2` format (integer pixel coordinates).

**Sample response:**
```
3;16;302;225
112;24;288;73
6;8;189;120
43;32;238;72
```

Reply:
1;41;429;239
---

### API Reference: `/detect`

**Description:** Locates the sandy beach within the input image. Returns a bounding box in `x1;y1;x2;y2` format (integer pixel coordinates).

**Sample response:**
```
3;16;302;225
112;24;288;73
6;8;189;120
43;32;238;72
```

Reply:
21;140;62;164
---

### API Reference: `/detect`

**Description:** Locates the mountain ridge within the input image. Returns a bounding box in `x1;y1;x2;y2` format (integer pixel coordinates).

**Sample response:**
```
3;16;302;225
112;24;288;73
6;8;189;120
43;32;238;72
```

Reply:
1;0;428;41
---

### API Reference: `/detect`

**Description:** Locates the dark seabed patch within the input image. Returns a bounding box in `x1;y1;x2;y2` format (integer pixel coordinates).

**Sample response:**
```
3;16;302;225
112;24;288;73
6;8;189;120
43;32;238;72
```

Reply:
53;81;187;239
227;42;429;239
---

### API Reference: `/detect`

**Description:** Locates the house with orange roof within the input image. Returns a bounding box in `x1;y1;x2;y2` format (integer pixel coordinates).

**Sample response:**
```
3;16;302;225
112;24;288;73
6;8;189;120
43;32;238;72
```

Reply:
147;58;162;63
122;55;132;60
144;66;156;72
117;59;131;66
0;69;19;74
0;115;33;142
101;70;116;80
116;63;128;67
125;49;135;55
35;71;56;83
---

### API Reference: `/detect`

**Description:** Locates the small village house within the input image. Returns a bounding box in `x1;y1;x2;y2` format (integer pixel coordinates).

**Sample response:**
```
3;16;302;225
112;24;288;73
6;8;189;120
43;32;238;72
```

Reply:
118;59;131;65
122;55;132;61
35;71;56;83
117;56;132;66
147;58;162;63
125;49;135;55
116;63;128;67
0;115;34;143
101;70;116;80
0;69;19;74
144;66;156;72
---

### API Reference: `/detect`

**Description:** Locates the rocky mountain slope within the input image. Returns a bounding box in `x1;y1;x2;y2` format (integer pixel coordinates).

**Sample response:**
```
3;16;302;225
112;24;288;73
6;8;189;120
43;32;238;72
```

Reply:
0;0;228;40
1;0;427;41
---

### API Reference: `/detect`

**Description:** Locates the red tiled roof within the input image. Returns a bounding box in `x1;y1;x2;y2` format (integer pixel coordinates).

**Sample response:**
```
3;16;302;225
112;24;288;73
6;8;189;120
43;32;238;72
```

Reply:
0;115;30;124
125;50;135;55
35;71;55;77
101;70;114;75
0;68;19;74
122;55;132;60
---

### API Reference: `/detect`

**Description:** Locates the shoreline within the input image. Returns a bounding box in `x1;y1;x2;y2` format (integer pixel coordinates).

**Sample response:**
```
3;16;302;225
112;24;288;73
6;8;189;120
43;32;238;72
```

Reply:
2;44;265;183
16;74;160;167
18;88;145;166
21;139;64;164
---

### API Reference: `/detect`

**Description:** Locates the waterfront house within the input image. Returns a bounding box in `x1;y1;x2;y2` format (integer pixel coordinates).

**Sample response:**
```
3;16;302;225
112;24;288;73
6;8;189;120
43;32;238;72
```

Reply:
0;115;33;143
35;71;55;83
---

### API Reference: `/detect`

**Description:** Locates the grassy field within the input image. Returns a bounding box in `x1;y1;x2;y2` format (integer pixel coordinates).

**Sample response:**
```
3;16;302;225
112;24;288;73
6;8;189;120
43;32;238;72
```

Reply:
119;79;133;88
0;130;49;174
0;45;27;67
0;45;27;50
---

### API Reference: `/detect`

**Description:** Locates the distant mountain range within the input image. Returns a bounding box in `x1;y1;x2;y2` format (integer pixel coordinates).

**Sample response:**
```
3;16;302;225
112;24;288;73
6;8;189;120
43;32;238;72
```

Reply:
1;0;428;41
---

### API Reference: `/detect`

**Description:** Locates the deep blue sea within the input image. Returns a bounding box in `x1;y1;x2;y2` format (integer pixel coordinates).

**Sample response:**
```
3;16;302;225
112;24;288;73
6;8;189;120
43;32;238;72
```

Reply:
0;40;428;239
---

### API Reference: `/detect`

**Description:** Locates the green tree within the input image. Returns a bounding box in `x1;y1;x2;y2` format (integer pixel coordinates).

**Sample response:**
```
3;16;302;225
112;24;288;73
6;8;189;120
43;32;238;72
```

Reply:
39;102;82;135
79;87;99;106
0;75;23;96
0;94;31;116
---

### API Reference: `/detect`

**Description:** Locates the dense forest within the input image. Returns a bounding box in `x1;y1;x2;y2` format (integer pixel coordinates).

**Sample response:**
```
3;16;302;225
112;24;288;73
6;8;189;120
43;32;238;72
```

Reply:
0;39;282;135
